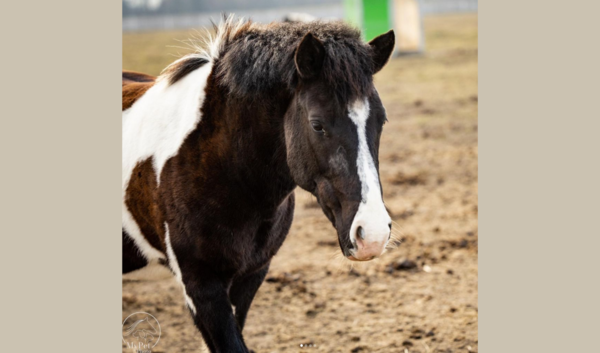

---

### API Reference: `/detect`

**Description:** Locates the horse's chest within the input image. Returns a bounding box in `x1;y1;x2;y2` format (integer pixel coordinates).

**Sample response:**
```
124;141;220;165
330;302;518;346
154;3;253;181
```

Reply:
248;193;296;266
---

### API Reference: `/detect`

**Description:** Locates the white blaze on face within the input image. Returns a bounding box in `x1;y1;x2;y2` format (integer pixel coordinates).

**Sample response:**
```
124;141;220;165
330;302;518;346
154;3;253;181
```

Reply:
347;98;391;260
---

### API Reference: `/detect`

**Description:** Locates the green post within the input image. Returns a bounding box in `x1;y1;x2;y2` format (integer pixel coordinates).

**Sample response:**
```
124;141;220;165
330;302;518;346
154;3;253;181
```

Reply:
362;0;391;41
344;0;424;55
344;0;391;41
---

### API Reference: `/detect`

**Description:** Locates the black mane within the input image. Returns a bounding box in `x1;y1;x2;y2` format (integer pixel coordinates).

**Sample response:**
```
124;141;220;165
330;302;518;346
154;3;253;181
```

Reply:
166;19;376;103
218;20;375;102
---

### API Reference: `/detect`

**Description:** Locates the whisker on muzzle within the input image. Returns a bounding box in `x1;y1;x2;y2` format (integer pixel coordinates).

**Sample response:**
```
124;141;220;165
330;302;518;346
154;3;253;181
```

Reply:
385;238;403;251
390;220;407;237
385;220;406;251
328;250;357;273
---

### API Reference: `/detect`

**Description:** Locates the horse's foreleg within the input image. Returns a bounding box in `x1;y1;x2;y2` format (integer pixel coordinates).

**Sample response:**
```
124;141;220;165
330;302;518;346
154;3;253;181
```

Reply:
230;263;270;332
183;268;249;353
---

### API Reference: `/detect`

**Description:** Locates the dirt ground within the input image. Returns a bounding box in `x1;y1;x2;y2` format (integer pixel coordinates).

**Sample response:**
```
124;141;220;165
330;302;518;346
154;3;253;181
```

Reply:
123;13;478;353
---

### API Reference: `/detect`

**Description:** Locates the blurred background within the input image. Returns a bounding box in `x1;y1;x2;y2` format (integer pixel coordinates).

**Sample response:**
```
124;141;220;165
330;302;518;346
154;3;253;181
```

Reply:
123;1;478;352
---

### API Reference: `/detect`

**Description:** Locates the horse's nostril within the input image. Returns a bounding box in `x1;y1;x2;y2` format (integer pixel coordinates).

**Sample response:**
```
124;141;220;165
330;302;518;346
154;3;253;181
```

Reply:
344;243;354;257
357;226;365;240
388;223;392;230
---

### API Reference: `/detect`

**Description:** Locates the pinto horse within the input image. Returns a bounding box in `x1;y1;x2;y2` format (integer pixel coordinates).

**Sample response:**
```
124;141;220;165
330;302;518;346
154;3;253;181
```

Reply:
123;17;396;352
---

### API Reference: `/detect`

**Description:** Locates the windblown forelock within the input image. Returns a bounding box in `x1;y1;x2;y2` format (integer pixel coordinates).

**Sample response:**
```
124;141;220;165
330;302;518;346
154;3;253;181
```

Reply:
215;19;375;102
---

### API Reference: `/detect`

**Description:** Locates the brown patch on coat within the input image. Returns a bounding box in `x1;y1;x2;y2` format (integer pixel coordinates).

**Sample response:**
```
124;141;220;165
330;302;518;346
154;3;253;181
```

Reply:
122;70;155;111
125;158;166;253
123;70;155;84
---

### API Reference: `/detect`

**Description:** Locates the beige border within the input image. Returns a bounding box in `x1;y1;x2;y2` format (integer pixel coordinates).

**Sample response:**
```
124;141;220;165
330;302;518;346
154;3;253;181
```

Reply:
3;1;600;352
481;1;600;352
2;1;121;352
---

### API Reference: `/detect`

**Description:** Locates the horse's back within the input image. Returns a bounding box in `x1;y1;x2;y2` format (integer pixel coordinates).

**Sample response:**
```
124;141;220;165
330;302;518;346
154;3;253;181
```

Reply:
123;71;156;111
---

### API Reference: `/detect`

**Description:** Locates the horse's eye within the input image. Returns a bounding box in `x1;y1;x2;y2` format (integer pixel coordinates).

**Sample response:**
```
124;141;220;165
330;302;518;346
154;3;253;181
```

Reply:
311;121;324;133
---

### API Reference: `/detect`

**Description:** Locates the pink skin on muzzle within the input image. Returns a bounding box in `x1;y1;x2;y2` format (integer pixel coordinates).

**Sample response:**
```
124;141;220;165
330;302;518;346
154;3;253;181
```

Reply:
349;237;387;261
347;224;390;261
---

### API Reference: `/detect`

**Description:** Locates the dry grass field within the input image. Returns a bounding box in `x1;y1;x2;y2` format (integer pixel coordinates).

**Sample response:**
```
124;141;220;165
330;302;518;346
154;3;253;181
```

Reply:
123;13;478;353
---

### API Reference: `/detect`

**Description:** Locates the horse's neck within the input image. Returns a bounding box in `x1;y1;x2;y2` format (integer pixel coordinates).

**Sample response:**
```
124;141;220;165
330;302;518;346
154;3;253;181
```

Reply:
123;64;296;207
229;96;295;193
202;84;296;202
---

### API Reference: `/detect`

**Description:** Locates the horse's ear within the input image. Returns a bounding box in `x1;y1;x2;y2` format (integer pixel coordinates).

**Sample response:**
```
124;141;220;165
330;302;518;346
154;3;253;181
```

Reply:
369;30;395;74
295;32;325;80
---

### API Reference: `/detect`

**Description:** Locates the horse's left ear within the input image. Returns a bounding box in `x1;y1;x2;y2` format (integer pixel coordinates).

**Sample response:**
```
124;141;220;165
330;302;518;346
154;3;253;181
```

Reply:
295;32;325;80
369;30;395;74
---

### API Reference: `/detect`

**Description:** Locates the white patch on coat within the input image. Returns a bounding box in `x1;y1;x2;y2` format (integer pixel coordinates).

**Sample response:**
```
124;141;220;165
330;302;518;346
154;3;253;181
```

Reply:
123;211;165;262
165;223;198;315
121;18;247;315
347;98;392;250
122;59;213;261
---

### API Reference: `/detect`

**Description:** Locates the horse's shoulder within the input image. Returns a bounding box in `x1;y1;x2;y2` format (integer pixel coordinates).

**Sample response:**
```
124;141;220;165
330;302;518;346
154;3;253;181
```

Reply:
122;71;156;111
